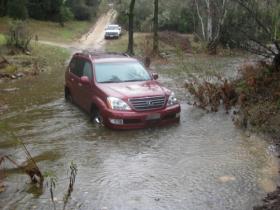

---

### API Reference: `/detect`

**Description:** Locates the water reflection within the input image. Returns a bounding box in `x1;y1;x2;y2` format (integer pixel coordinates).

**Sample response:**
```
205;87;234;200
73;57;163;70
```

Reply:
0;70;279;210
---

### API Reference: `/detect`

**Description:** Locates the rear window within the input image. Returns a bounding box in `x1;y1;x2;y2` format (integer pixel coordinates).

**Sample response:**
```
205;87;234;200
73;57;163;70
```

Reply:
95;62;151;83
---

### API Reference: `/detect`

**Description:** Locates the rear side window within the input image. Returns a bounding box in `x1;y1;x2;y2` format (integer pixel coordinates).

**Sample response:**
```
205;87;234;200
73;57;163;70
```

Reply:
69;57;92;78
69;58;77;75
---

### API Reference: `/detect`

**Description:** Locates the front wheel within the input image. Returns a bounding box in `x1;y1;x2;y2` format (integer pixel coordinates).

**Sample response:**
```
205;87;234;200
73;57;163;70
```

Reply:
65;88;73;103
90;108;104;126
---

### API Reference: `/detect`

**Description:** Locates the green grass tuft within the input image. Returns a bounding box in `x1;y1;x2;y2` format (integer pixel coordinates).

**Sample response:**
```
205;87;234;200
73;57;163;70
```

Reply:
0;33;6;46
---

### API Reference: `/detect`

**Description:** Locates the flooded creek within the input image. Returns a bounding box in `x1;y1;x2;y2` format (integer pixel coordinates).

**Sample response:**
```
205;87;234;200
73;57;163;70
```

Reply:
0;61;279;210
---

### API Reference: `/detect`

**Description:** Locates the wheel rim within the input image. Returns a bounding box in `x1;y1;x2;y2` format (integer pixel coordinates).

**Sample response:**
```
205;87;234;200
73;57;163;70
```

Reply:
91;109;104;126
65;90;72;103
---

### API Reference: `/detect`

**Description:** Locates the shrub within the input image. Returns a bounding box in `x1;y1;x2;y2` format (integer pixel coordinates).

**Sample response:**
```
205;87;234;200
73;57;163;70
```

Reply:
73;4;92;20
58;5;74;26
6;21;32;52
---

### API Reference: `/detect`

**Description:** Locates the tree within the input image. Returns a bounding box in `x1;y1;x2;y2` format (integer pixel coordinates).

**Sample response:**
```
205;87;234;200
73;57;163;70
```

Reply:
232;0;280;69
66;0;92;20
7;0;28;20
127;0;136;55
27;0;51;20
194;0;228;54
58;4;74;27
153;0;159;54
0;0;8;17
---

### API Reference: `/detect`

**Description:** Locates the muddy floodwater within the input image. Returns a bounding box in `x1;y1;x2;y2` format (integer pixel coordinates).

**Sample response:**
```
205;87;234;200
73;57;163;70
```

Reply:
0;60;279;210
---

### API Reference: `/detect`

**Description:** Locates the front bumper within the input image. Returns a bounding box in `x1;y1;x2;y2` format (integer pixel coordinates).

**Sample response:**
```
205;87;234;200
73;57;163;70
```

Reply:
104;34;119;39
102;104;181;130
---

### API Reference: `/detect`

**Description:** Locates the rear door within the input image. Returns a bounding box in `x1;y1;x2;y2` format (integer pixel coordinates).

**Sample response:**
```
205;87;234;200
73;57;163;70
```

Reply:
79;59;94;112
68;57;84;105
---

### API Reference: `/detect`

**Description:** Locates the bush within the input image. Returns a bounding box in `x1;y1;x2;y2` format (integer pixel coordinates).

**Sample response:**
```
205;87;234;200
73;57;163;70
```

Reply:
7;0;28;20
73;4;92;20
59;5;74;26
66;0;94;20
27;0;50;20
6;21;32;52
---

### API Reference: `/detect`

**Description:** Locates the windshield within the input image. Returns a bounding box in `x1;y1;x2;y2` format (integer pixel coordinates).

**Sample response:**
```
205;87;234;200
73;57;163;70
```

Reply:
107;26;119;30
95;62;151;83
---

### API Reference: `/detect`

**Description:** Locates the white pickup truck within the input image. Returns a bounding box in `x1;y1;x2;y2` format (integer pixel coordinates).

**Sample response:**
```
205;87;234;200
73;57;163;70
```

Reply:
104;24;122;39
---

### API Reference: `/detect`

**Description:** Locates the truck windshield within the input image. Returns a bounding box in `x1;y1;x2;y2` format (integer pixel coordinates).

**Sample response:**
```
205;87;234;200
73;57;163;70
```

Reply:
95;62;151;83
107;26;119;30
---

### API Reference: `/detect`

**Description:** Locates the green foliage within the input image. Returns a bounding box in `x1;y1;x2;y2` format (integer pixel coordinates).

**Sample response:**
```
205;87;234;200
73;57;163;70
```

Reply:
66;0;97;20
0;0;8;16
1;0;100;22
0;33;6;45
7;0;28;20
6;20;32;51
115;0;196;32
27;0;50;20
59;5;74;25
277;99;280;109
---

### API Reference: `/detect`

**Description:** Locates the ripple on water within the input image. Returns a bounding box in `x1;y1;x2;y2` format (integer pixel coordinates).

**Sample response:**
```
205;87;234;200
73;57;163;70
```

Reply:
0;97;278;210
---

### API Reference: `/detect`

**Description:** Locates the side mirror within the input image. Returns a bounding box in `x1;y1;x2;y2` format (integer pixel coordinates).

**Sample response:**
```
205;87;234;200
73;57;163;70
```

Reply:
152;73;159;80
81;76;90;85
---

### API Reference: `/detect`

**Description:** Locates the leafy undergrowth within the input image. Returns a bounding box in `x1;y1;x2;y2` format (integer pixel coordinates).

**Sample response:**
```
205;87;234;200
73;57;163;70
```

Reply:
186;61;280;138
254;187;280;210
0;44;69;80
0;33;5;46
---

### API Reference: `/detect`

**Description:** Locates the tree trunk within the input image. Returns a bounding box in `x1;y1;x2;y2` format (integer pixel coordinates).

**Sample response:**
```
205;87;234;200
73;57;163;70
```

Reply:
153;0;159;54
195;0;206;40
127;0;136;55
205;0;212;42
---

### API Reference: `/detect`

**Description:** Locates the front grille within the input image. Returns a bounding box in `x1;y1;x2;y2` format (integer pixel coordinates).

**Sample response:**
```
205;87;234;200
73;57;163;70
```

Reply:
129;96;166;111
106;32;118;36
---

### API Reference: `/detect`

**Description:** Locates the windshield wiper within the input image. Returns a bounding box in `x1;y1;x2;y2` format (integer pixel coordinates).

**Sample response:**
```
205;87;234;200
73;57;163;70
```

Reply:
123;79;147;82
99;80;122;83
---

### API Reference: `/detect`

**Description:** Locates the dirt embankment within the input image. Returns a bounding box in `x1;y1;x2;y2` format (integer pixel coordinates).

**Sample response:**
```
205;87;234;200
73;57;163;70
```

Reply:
0;9;116;81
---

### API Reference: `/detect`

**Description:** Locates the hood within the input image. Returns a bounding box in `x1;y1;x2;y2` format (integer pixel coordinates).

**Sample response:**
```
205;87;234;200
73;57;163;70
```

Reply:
98;80;170;99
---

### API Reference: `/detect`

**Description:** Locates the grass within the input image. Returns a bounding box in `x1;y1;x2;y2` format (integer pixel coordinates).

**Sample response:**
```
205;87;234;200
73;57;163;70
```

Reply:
0;33;6;46
0;43;69;76
0;17;94;43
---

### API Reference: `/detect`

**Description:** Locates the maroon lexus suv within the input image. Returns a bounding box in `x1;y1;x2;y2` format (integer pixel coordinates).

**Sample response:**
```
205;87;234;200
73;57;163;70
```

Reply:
64;52;181;129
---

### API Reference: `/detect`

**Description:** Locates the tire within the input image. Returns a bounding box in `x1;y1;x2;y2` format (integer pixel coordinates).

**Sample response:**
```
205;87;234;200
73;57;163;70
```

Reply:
65;88;73;103
90;107;104;125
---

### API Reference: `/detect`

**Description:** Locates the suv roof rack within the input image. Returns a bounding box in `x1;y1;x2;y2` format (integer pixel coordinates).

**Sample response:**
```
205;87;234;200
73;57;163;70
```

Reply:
75;51;130;59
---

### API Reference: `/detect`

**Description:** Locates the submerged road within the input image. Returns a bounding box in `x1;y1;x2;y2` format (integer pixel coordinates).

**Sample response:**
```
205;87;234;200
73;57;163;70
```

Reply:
0;9;279;210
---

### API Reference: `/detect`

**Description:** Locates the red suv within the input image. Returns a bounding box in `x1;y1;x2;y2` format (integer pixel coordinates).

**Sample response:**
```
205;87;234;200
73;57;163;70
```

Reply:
64;52;180;129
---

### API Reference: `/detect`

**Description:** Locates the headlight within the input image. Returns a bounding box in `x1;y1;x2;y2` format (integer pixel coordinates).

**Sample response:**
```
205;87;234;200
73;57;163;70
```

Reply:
167;92;178;107
107;97;131;111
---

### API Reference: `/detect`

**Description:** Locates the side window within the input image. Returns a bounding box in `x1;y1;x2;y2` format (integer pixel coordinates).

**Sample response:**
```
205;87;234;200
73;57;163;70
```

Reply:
82;61;93;79
69;58;77;75
75;59;84;77
69;57;84;77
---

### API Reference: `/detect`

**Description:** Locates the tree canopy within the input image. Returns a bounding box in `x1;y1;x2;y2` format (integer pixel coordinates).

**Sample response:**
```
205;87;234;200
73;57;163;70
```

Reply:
0;0;101;22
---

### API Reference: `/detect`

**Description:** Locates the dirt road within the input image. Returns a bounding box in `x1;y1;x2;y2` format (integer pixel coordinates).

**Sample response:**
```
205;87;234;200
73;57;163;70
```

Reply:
39;9;117;51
